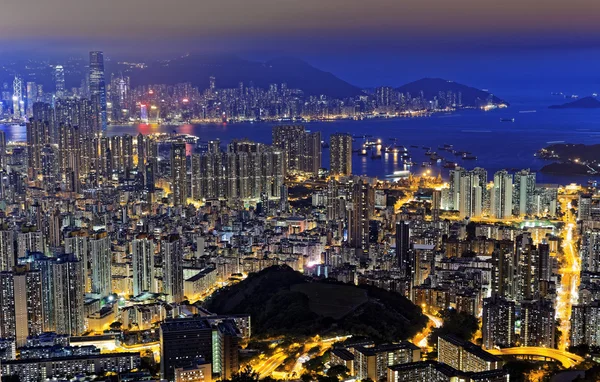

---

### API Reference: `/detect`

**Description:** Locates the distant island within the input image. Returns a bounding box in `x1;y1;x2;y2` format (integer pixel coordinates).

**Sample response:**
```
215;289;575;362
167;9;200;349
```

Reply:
536;143;600;175
204;265;427;342
549;96;600;109
396;78;508;108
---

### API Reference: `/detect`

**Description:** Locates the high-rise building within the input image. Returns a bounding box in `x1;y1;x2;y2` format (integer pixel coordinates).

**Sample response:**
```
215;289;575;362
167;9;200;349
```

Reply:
482;294;515;349
330;133;352;176
272;125;321;176
491;170;513;219
448;167;487;218
437;335;502;373
578;194;592;221
520;299;555;348
132;234;155;296
171;141;188;206
571;302;600;347
160;317;240;381
513;169;536;216
12;76;22;120
347;178;371;255
89;51;107;134
162;234;184;303
52;254;85;336
0;226;15;272
396;221;412;278
54;65;65;98
89;231;112;297
26;116;52;180
581;229;600;274
0;269;43;347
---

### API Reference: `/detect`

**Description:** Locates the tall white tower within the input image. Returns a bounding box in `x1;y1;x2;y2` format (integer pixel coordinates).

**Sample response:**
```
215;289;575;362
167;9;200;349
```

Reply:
12;76;22;120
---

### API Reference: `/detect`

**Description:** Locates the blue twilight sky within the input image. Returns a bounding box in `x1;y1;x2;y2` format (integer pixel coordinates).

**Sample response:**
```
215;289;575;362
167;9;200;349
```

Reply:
2;0;600;90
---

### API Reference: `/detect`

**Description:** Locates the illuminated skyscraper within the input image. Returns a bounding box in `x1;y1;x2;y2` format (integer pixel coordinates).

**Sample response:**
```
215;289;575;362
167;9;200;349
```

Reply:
513;169;536;216
272;125;322;176
89;231;112;297
12;76;22;120
132;234;155;296
162;234;184;303
26;82;37;117
520;299;555;348
54;65;65;98
330;133;352;176
482;294;515;349
89;51;107;134
347;178;371;255
491;170;513;219
171;141;188;206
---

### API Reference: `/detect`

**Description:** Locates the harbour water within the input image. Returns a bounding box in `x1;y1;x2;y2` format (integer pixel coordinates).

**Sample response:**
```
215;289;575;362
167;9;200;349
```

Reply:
4;90;600;185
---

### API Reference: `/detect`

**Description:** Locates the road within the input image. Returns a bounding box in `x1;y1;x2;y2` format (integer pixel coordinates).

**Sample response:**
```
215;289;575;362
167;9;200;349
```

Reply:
555;197;581;351
412;314;443;349
487;347;583;369
253;335;352;379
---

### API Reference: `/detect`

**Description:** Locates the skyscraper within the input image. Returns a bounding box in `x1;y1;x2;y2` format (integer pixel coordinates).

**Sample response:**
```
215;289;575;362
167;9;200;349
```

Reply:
162;234;184;303
482;294;515;349
449;167;487;218
12;76;22;120
520;299;555;348
513;169;536;216
171;141;188;206
89;51;107;134
330;133;352;176
272;125;322;176
491;170;513;219
54;65;65;98
396;221;412;278
132;234;155;296
347;178;371;255
52;254;85;336
89;231;112;297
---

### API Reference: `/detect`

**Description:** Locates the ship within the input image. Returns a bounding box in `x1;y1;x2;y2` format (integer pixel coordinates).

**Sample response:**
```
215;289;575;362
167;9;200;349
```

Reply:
462;153;477;160
500;118;515;122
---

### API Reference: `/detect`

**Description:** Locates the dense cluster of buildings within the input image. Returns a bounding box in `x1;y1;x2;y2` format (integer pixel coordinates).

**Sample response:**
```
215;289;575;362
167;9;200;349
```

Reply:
1;54;505;125
0;49;597;381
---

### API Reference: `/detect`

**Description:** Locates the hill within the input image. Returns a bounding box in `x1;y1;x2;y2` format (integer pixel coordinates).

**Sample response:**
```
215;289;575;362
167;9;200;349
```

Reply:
549;96;600;109
109;55;365;99
204;265;427;342
395;78;507;107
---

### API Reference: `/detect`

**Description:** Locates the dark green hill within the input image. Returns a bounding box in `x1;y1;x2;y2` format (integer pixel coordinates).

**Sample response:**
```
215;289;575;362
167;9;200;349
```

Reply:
204;265;427;342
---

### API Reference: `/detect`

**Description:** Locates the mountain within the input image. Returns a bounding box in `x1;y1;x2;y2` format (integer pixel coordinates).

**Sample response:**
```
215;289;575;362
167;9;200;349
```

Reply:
395;78;507;107
549;96;600;109
204;265;427;342
109;55;364;98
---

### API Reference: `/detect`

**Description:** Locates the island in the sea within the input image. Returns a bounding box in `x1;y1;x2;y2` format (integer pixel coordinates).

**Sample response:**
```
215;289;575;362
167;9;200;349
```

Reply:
536;143;600;175
548;96;600;109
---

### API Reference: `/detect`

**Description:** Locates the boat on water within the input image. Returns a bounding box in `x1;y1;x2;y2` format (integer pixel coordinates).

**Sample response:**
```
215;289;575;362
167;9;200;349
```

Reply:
443;161;458;169
462;153;477;160
500;118;515;122
519;110;537;113
386;170;411;178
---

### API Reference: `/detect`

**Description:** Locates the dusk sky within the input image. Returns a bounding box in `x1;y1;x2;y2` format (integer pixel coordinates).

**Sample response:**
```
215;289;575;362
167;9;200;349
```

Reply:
4;0;600;52
3;0;600;89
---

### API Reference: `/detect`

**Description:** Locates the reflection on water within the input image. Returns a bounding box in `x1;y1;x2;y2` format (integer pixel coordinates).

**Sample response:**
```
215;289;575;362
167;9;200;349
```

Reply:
4;97;600;185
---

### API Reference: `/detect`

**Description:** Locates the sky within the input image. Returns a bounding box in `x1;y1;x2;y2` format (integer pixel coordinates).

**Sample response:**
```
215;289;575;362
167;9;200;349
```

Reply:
3;0;600;53
2;0;600;89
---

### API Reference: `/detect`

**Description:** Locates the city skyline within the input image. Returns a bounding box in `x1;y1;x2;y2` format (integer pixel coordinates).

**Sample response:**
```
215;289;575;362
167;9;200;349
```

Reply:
2;1;600;380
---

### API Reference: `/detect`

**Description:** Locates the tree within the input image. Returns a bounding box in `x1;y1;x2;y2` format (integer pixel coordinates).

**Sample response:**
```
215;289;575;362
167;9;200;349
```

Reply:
221;365;260;382
429;309;478;347
326;365;349;380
